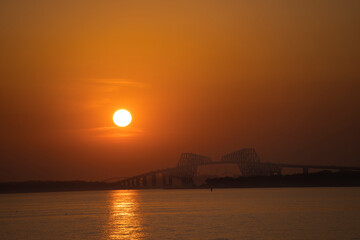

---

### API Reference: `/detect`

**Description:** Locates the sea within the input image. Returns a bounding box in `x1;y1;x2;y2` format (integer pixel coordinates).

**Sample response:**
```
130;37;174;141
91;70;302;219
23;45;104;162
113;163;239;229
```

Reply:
1;188;360;240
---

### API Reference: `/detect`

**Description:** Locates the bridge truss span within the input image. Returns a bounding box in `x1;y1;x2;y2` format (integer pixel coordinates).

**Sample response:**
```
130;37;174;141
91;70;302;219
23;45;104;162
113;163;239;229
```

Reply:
114;148;360;189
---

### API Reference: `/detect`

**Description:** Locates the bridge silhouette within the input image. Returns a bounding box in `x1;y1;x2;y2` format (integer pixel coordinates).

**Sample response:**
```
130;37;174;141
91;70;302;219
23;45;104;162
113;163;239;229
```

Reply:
115;148;360;188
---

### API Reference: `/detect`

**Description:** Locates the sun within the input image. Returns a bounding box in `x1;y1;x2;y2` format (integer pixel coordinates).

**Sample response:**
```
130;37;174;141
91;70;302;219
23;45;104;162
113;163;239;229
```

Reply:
113;109;132;127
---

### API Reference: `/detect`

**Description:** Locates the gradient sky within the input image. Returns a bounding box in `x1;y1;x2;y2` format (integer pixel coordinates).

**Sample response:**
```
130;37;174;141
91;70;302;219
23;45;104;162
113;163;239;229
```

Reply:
1;0;359;181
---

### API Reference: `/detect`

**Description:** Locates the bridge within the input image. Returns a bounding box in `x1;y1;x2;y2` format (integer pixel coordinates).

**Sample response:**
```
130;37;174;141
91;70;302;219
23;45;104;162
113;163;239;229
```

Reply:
115;148;360;188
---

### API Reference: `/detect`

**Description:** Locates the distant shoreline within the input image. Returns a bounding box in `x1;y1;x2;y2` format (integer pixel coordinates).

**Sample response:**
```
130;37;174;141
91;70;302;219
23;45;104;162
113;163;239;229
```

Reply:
1;171;360;194
206;170;360;189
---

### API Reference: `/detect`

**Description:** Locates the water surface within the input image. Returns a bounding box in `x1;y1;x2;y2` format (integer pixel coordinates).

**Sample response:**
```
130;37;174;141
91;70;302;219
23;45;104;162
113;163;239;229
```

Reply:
1;188;360;239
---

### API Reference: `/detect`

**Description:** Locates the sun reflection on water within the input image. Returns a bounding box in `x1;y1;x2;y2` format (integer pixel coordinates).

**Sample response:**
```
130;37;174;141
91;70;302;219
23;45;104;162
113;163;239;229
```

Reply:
106;190;145;240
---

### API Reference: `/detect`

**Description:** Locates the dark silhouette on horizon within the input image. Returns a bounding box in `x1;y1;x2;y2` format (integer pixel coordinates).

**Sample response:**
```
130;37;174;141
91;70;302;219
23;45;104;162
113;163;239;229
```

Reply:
3;148;359;194
115;148;360;188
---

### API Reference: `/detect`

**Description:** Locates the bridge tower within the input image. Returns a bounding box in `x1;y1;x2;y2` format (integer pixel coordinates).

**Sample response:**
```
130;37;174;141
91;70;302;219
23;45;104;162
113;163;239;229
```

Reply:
221;148;281;176
178;153;212;167
175;153;213;186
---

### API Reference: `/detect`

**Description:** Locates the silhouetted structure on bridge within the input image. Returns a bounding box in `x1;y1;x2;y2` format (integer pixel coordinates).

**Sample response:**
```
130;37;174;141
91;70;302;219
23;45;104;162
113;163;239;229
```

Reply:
178;153;212;167
220;148;281;177
116;148;360;188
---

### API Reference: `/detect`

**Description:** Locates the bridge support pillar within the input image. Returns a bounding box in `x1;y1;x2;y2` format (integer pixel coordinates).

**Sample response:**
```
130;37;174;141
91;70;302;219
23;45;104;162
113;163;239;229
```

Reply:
152;174;156;186
162;175;172;187
163;175;166;185
142;177;147;187
169;176;173;186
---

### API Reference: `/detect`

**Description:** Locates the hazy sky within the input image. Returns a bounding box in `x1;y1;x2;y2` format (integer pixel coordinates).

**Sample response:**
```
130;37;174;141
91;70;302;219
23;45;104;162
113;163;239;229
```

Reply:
1;0;359;181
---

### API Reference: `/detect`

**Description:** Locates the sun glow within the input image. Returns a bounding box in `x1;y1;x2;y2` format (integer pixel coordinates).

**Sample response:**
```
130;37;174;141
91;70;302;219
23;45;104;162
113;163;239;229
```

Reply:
113;109;132;127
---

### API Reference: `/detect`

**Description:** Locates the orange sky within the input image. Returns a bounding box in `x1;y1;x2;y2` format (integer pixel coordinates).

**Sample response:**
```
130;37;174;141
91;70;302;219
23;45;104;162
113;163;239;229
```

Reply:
1;0;359;181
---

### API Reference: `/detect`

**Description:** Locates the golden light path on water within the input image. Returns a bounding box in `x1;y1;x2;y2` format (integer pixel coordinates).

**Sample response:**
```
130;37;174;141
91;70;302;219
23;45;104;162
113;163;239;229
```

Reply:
106;191;145;240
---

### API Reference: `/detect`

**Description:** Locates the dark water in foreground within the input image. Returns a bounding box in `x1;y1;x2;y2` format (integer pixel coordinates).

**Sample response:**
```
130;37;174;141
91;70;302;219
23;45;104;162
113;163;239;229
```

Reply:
1;188;360;240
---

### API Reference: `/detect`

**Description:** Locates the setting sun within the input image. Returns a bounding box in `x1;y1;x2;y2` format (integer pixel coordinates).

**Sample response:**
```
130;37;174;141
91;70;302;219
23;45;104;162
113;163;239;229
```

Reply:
113;109;132;127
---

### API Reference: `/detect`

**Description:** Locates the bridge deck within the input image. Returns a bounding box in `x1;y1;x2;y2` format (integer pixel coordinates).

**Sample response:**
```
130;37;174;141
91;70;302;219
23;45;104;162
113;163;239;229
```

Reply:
117;161;360;184
273;163;360;171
